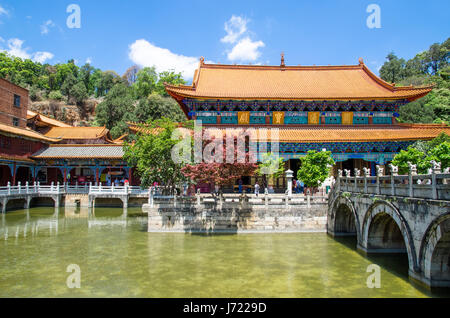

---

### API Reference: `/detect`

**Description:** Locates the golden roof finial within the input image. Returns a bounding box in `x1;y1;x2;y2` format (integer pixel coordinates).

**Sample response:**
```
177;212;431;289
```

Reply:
281;52;285;67
358;57;364;65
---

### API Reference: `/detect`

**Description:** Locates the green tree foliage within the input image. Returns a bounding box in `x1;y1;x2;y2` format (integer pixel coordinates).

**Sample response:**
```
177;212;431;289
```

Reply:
156;71;186;96
392;133;450;174
133;67;158;99
95;83;137;138
379;38;450;124
297;150;335;188
123;118;188;188
134;93;186;123
71;81;88;106
391;147;431;175
61;73;77;101
256;152;285;186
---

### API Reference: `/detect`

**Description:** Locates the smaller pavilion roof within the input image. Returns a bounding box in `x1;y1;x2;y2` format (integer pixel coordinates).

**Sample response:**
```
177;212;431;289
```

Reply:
27;110;72;128
0;122;60;143
32;144;124;159
44;126;110;140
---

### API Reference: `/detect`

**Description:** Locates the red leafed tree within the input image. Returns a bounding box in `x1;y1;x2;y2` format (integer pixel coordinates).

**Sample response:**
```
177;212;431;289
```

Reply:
181;129;257;190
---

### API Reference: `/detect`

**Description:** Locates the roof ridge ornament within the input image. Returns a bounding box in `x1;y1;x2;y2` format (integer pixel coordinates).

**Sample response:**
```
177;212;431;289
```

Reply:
281;52;285;68
358;57;364;65
200;56;205;65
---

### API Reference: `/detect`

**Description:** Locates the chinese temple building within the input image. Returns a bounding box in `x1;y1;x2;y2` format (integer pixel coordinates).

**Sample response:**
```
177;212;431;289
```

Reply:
0;77;136;187
165;57;450;190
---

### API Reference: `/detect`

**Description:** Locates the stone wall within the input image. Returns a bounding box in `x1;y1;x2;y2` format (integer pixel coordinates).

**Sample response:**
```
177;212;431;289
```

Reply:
145;201;327;233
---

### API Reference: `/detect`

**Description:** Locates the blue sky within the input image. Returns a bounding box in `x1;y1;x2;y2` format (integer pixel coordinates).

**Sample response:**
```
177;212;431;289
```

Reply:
0;0;449;81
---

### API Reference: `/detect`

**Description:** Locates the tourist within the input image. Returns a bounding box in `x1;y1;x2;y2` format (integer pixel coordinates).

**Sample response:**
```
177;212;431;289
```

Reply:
238;179;243;194
114;178;119;187
254;182;260;196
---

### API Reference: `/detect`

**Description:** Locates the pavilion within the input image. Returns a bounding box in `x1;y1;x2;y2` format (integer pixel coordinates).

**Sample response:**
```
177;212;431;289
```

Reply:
165;56;450;190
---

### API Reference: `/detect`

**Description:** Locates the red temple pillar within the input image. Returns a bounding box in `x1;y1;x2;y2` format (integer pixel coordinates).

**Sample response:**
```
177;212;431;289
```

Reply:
95;168;99;185
12;162;16;186
63;168;67;184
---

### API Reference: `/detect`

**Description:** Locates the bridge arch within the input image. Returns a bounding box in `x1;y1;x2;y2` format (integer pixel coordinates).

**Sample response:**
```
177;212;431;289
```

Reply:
329;195;361;242
361;200;417;271
418;212;450;287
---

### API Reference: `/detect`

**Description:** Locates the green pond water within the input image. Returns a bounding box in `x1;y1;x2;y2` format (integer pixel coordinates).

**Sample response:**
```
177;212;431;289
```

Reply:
0;207;446;298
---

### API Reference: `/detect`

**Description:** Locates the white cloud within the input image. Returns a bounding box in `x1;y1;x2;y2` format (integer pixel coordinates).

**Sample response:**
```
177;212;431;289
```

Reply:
0;5;8;16
2;38;54;63
41;20;55;35
227;37;265;62
221;15;248;44
33;51;54;63
0;36;4;43
128;39;201;79
221;15;265;63
86;57;92;64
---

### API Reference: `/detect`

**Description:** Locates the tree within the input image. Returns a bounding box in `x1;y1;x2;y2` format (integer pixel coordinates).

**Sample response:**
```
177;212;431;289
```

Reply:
156;70;186;96
71;81;88;106
123;118;189;188
95;83;137;138
391;147;431;175
181;130;258;192
133;67;157;99
122;65;140;85
134;93;186;123
256;152;285;187
379;52;406;83
61;73;77;102
427;142;450;170
297;150;335;188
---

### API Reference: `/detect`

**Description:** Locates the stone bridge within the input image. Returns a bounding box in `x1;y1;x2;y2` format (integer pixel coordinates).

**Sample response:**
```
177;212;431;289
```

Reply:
327;163;450;288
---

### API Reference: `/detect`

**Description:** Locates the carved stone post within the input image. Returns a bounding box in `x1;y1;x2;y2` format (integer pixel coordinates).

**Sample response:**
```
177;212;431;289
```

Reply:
286;169;293;197
337;169;342;192
408;162;417;198
431;161;441;200
389;164;398;196
363;167;370;194
376;165;384;195
354;168;360;193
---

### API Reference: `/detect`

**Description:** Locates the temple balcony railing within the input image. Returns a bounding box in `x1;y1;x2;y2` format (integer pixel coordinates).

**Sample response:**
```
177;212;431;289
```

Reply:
334;161;450;201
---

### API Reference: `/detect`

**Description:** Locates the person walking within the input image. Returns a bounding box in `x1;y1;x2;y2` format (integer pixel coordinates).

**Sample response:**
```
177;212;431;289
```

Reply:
238;179;243;194
254;182;260;197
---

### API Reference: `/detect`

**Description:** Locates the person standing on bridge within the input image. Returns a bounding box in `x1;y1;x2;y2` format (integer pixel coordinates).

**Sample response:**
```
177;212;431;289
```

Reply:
254;182;260;197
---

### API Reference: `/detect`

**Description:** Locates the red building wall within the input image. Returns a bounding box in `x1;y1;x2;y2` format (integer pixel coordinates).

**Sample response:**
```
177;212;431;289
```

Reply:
0;78;28;128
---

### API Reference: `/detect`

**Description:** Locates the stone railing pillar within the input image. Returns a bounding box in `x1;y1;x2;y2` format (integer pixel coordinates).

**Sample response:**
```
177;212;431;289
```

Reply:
362;167;370;194
51;182;54;192
25;181;29;194
337;169;342;192
34;181;37;193
18;181;21;194
389;164;398;196
264;188;269;208
7;182;10;195
57;182;60;194
376;165;384;195
196;189;201;206
431;161;441;200
408;162;417;198
354;168;360;193
286;169;293;197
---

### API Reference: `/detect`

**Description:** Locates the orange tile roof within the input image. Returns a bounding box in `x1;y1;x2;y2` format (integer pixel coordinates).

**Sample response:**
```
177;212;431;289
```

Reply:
44;126;109;140
203;125;450;143
27;110;72;128
165;58;433;102
0;122;60;143
0;154;35;163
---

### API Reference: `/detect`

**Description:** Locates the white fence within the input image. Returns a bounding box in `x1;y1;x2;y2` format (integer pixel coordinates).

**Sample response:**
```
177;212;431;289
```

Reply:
335;162;450;200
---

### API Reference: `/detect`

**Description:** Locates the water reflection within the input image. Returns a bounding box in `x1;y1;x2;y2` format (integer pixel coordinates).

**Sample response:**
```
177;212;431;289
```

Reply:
0;207;447;298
